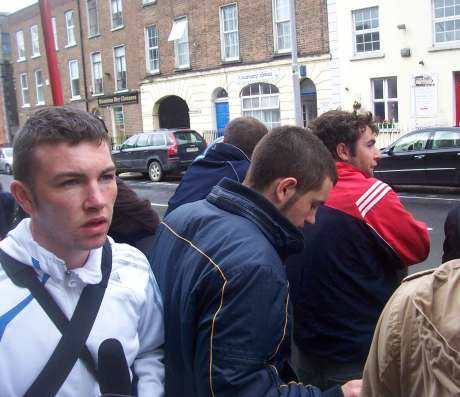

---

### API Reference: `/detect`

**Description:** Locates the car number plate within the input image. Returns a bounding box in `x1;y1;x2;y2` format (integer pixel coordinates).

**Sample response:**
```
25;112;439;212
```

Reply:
186;147;199;152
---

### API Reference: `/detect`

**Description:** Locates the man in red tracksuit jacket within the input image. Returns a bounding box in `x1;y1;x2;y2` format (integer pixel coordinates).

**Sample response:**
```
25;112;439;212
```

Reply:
286;110;430;390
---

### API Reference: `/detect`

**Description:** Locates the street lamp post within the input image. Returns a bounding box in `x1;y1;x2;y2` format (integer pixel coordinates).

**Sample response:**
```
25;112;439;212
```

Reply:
289;0;302;127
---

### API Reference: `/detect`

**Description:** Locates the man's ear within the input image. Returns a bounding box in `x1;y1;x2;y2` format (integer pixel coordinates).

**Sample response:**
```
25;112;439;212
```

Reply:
336;143;351;162
273;177;298;207
10;180;35;216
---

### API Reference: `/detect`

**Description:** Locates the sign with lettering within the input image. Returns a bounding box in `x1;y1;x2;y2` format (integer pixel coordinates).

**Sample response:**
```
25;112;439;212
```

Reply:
237;69;281;85
411;74;437;118
98;91;139;107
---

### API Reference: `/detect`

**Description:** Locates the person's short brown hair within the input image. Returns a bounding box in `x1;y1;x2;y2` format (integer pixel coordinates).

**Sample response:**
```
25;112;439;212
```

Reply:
310;110;378;160
13;106;110;187
223;117;268;158
245;126;337;194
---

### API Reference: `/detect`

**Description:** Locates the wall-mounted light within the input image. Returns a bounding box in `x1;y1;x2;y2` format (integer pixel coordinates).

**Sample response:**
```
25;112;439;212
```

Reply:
397;24;406;30
419;60;425;66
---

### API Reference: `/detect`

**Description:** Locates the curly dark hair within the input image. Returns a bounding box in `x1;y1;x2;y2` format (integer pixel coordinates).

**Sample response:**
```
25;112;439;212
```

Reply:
310;110;378;160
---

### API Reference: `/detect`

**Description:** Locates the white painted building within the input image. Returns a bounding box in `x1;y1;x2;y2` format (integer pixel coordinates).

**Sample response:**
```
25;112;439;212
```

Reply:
328;0;460;147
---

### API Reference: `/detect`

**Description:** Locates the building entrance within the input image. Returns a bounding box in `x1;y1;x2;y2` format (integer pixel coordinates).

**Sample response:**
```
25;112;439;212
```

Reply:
159;96;190;128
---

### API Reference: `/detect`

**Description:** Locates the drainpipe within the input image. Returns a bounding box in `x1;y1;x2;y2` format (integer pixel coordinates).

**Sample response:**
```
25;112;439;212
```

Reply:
76;0;89;112
39;0;63;105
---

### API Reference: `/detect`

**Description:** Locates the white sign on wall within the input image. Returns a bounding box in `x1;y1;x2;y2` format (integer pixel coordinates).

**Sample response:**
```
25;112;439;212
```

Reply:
237;69;281;85
411;73;437;118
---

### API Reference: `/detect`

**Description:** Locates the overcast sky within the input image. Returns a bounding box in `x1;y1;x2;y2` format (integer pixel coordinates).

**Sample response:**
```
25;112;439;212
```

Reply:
0;0;37;14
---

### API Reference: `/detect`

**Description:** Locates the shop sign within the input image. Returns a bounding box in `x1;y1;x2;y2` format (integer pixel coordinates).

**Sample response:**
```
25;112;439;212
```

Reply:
98;91;139;107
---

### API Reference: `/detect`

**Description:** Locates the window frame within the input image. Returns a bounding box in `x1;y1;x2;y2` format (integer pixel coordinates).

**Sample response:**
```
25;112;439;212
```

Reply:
372;77;399;123
51;17;59;50
142;0;157;4
113;45;127;92
16;30;26;61
110;0;124;30
240;83;281;130
87;0;100;37
91;51;104;96
219;3;240;61
19;72;30;107
31;25;40;57
145;25;159;74
272;0;291;53
432;0;460;45
352;6;380;55
171;17;190;69
65;10;76;47
34;69;45;105
68;59;81;99
113;105;126;138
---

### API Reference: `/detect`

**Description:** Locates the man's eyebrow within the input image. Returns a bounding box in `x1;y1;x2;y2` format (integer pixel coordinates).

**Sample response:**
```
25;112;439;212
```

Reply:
53;166;116;179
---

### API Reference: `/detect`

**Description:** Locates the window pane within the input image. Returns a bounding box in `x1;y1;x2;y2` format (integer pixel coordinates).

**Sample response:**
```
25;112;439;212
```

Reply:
387;101;398;122
432;130;460;148
387;78;397;98
373;79;384;99
393;132;429;153
374;102;385;122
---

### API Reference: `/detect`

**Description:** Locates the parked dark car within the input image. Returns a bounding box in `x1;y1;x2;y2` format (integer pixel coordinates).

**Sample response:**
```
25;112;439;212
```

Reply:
112;129;206;182
374;127;460;186
0;147;13;175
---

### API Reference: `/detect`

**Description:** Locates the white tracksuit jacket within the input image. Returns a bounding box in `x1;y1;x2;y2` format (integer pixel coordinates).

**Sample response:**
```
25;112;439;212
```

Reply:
0;219;164;396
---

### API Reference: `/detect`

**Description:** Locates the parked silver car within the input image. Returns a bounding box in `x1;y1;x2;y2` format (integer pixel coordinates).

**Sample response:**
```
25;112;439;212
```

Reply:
0;147;13;175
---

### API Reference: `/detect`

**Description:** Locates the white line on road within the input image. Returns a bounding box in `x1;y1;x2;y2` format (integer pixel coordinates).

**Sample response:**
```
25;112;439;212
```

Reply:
398;195;460;202
151;202;168;207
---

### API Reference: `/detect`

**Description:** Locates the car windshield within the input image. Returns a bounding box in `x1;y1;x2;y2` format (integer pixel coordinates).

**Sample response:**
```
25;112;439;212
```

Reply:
3;148;12;156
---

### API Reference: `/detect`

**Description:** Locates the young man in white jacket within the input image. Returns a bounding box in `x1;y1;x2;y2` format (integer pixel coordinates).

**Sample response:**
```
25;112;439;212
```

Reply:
0;107;164;396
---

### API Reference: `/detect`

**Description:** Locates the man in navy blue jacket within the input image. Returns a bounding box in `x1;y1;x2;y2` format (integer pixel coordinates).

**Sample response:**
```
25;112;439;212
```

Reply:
165;117;267;215
151;126;362;397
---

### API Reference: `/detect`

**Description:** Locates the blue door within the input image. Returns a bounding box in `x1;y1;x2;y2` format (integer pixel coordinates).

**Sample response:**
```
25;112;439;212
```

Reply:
215;102;229;137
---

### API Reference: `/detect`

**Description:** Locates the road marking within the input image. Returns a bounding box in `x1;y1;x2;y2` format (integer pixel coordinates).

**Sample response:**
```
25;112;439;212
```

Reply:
151;202;168;207
398;195;460;202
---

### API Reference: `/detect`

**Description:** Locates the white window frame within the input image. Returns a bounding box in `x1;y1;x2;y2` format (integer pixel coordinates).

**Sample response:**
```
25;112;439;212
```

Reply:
352;6;380;54
145;25;159;73
110;0;123;30
51;17;59;50
168;17;189;69
241;83;281;130
142;0;156;4
87;0;100;37
112;105;125;140
34;69;45;105
113;45;127;92
19;73;30;107
68;59;81;99
16;30;25;61
372;77;398;123
432;0;460;45
91;51;103;95
65;10;76;46
272;0;291;53
31;25;40;57
220;3;240;61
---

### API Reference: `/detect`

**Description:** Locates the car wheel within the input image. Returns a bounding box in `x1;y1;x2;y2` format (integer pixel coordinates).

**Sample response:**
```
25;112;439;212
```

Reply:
5;164;12;175
148;161;163;182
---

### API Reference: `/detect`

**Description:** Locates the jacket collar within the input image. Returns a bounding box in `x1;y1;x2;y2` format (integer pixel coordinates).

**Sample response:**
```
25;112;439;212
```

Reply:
0;218;104;285
336;161;371;179
203;142;250;162
207;178;304;260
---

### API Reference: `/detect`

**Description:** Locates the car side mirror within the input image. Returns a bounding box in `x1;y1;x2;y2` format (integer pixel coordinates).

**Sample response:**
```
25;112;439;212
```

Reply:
384;146;394;155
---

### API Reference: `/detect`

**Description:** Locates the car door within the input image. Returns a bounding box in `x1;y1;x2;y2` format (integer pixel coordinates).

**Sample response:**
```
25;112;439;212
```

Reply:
375;130;431;185
132;133;152;170
113;135;139;171
423;129;460;186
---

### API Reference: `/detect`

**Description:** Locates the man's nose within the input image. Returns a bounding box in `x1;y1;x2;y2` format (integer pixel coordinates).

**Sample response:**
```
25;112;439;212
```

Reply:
84;182;106;209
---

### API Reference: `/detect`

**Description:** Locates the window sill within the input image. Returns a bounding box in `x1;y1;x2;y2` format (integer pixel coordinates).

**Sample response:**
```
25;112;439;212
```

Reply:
146;70;160;75
174;66;191;72
91;92;104;97
36;102;45;106
272;51;291;59
111;25;124;32
22;104;31;108
350;51;385;61
31;54;40;59
65;43;77;49
70;96;82;101
17;58;26;63
221;58;241;65
428;42;460;52
88;33;100;39
114;89;129;93
142;0;157;7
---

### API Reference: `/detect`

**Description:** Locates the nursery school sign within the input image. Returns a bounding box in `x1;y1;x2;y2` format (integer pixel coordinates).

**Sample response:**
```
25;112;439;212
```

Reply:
98;92;139;107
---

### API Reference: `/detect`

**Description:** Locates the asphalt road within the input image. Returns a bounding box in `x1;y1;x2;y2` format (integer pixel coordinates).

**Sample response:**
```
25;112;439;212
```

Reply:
2;172;459;273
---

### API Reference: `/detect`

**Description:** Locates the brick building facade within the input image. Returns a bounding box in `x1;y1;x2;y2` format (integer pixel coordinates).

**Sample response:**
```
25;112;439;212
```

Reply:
6;0;333;143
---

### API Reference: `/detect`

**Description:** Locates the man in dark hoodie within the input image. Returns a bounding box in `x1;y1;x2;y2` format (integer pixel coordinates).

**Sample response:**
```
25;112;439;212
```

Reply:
165;117;267;215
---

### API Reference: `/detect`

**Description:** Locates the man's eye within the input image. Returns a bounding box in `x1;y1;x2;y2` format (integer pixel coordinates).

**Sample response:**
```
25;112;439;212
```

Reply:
101;173;115;182
61;179;78;187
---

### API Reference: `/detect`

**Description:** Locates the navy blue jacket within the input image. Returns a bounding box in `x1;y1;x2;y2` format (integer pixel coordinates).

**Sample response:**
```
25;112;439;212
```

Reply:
286;205;403;366
165;142;249;215
150;178;343;397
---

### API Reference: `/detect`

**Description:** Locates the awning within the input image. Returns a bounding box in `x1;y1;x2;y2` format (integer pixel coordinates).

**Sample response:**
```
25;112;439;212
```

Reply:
168;18;187;41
